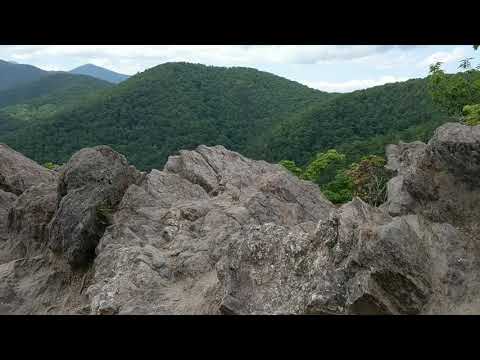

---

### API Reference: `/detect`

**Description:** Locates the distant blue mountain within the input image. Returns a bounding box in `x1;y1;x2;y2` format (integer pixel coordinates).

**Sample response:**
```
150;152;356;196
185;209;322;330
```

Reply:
69;64;129;84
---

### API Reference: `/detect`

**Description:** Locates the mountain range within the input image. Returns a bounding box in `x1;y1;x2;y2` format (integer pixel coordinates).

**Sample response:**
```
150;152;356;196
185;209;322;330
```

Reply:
0;60;452;180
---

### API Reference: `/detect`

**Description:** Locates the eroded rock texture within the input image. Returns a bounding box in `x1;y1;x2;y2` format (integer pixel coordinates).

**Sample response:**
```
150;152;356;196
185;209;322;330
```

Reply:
0;122;479;315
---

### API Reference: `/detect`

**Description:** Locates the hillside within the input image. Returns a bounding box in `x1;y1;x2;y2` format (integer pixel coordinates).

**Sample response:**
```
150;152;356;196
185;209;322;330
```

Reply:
0;62;456;175
1;62;335;169
256;78;448;165
0;73;113;108
0;73;113;124
70;64;130;84
0;59;50;91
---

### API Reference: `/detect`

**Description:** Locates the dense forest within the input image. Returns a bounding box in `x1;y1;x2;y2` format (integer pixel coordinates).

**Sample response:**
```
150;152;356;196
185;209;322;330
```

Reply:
0;63;335;169
252;78;448;165
2;60;478;205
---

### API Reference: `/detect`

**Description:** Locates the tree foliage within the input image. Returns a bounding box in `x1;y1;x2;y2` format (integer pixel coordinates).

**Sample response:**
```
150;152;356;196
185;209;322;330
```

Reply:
427;64;480;116
302;149;345;183
463;104;480;125
280;151;390;206
427;45;480;125
321;170;353;204
261;77;448;170
279;160;303;177
346;155;391;206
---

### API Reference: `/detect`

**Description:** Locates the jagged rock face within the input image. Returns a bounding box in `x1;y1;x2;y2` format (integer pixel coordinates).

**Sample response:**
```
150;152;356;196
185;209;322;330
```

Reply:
48;146;142;268
0;123;480;315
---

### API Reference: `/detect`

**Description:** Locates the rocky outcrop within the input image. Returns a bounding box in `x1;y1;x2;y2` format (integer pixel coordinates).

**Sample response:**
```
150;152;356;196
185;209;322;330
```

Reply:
0;122;479;315
87;145;334;314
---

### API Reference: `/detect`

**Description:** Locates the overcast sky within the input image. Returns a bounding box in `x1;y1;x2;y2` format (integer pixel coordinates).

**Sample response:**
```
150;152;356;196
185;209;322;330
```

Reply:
0;45;476;93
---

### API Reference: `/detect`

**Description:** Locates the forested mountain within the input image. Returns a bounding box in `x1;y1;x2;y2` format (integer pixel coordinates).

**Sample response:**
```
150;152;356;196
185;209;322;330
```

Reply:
70;64;130;83
255;78;448;166
0;62;451;174
0;60;50;91
0;73;113;123
0;73;112;108
1;62;335;169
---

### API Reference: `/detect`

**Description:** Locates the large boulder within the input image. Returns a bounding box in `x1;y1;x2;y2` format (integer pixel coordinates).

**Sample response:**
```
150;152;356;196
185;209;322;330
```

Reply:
48;146;142;268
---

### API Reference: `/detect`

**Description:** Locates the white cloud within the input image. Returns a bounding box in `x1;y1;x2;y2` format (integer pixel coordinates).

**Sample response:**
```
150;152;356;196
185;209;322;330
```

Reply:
0;45;419;74
303;75;410;93
418;47;467;68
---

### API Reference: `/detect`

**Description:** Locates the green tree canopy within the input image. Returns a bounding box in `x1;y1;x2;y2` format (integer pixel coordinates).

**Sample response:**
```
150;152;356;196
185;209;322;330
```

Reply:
302;149;345;183
427;45;480;123
279;160;303;177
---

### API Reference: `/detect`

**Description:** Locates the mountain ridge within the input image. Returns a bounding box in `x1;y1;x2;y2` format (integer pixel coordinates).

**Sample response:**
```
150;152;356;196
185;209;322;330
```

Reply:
0;59;50;91
69;64;130;83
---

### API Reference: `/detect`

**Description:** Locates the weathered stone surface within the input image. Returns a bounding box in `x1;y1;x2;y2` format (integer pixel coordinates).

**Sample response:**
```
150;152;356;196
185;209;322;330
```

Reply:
0;190;17;263
48;146;142;268
0;143;57;195
384;123;480;226
5;183;58;261
216;199;431;315
0;254;91;314
0;190;16;242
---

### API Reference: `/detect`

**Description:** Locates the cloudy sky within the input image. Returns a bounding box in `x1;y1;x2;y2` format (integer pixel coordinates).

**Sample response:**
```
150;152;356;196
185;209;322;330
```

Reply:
0;45;476;92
